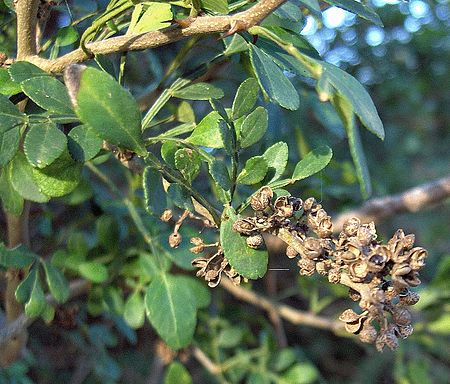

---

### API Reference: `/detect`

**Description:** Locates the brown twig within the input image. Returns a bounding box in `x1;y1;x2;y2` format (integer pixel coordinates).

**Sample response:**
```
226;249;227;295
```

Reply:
220;279;344;332
27;0;286;73
333;174;450;232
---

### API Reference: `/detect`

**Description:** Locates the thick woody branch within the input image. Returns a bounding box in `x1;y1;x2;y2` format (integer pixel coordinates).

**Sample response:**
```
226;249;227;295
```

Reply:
15;0;40;59
27;0;286;73
220;278;344;333
333;174;450;231
0;279;91;349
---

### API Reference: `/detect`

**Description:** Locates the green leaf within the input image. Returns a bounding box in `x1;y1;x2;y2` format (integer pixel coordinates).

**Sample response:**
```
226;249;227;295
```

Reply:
128;2;172;34
0;125;20;166
186;111;224;148
321;63;384;139
291;145;333;181
232;78;260;120
25;269;46;318
0;243;36;268
8;61;50;83
0;94;26;134
220;206;268;279
16;265;38;304
250;44;299;110
0;165;24;215
96;215;120;251
177;276;211;308
175;148;201;184
200;0;228;14
41;303;56;324
167;184;194;212
161;141;179;167
240;106;268;148
42;260;70;303
124;290;145;329
31;150;82;197
164;362;193;384
21;76;74;115
68;124;102;162
323;0;383;26
224;34;248;56
176;101;196;123
9;152;50;203
0;68;22;95
55;25;79;46
143;166;167;215
172;83;224;100
145;273;197;349
273;1;303;22
236;156;268;185
217;326;244;348
78;261;108;283
263;142;288;182
332;94;371;198
209;160;231;191
24;122;67;168
280;363;319;384
76;67;146;156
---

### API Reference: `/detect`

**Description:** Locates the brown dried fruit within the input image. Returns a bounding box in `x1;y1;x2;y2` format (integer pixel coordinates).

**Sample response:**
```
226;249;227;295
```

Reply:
160;209;173;222
359;324;378;344
232;219;257;235
286;245;298;258
251;186;273;211
246;234;264;249
392;307;412;326
409;247;427;271
399;291;420;306
342;217;361;237
169;232;182;248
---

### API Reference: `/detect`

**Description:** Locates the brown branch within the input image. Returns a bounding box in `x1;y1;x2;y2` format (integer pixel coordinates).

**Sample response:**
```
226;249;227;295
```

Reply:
220;278;344;333
27;0;286;73
15;0;40;59
333;174;450;232
0;279;91;350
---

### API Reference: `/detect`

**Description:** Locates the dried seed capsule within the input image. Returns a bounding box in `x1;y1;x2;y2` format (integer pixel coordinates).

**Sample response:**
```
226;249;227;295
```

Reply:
190;237;204;246
160;209;173;222
303;197;316;211
359;324;378;344
328;268;340;284
250;186;273;211
232;219;256;235
246;234;264;249
409;247;428;271
286;245;298;258
342;217;361;237
315;261;328;276
399;291;420;306
392;307;412;326
297;257;315;276
384;329;399;351
190;245;205;254
274;196;294;218
339;309;360;323
288;196;303;212
396;324;413;339
169;232;182;248
348;288;361;301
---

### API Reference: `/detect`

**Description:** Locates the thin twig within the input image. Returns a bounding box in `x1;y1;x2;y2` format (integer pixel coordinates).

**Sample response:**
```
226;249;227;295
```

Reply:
27;0;286;73
333;174;450;231
220;279;344;332
192;346;222;376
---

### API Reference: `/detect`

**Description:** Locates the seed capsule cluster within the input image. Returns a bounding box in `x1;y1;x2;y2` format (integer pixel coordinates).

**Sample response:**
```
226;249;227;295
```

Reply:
231;186;428;351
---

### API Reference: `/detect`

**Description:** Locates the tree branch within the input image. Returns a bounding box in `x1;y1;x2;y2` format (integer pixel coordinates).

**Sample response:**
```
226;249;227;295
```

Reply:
220;279;344;333
15;0;40;59
27;0;286;73
333;174;450;231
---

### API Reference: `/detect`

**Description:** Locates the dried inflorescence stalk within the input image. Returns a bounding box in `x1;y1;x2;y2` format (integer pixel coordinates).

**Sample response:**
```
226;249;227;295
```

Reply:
226;186;429;351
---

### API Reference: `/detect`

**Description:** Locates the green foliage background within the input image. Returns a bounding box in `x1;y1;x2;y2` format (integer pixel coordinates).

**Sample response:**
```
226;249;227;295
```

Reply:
0;0;448;383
